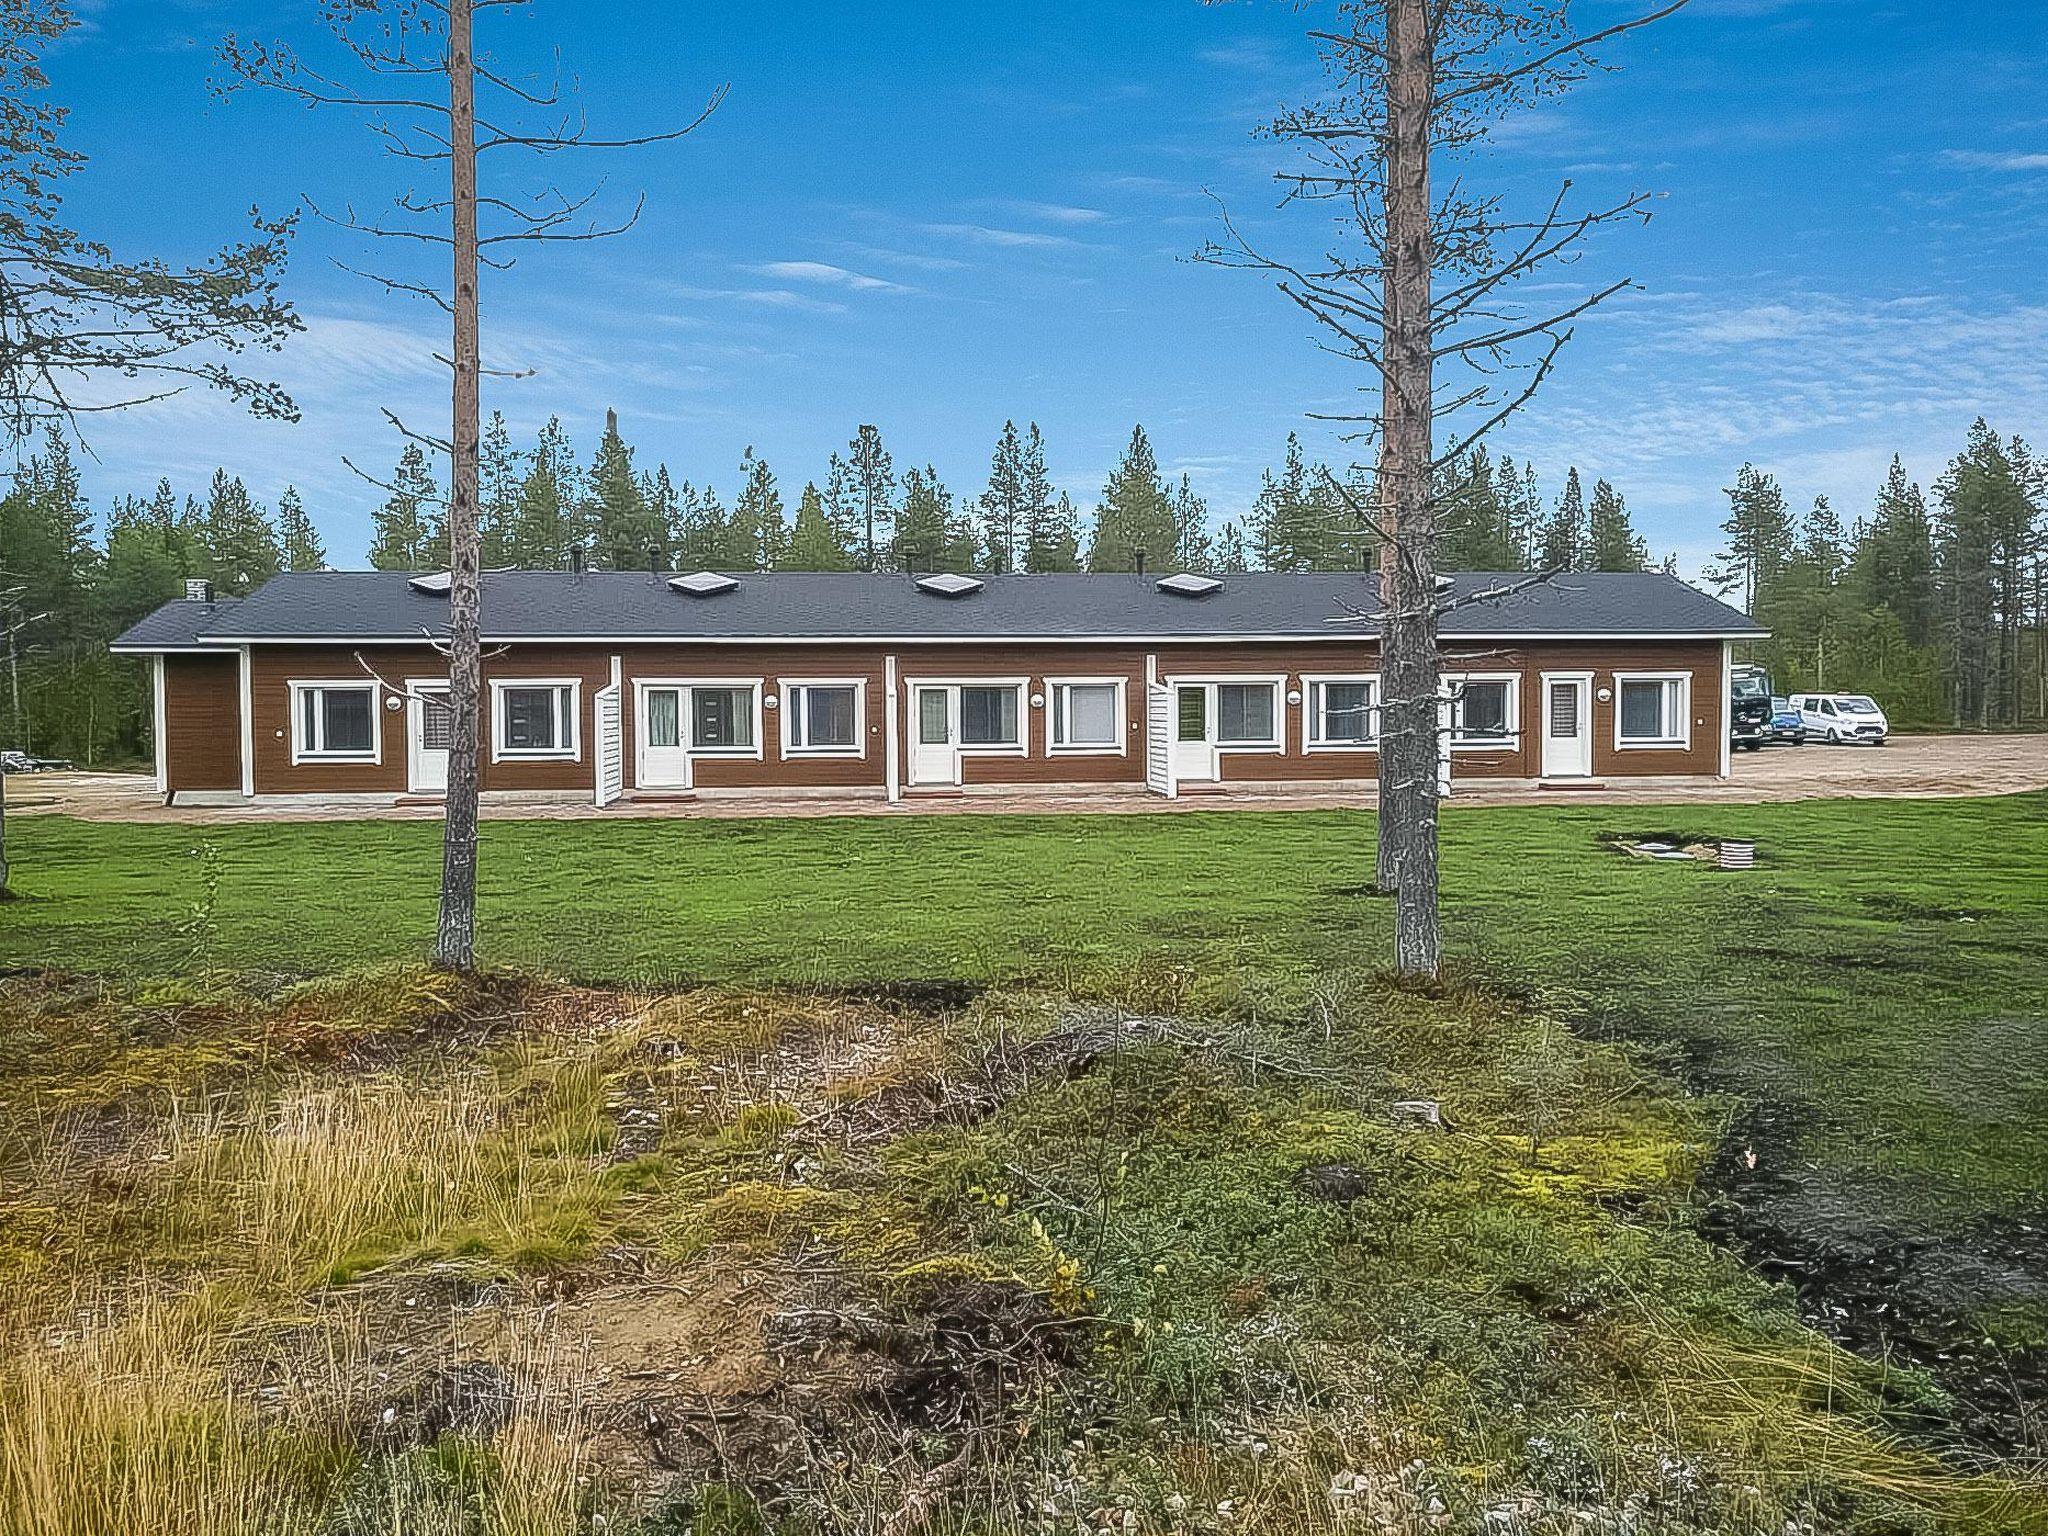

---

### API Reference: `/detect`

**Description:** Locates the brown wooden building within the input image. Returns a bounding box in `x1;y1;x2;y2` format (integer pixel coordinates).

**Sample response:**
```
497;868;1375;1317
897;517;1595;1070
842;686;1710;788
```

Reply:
113;569;1763;806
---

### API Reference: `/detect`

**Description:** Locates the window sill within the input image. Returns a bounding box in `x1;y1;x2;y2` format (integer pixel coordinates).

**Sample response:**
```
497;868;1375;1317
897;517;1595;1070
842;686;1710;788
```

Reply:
686;747;763;759
958;743;1025;755
1216;741;1284;753
496;749;579;762
1617;738;1689;751
783;746;864;759
1305;741;1377;754
1048;743;1123;756
294;751;379;765
1450;738;1518;752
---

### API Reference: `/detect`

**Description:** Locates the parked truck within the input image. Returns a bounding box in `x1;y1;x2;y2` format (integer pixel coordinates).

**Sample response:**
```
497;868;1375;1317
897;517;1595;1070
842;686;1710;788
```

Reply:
1729;664;1773;752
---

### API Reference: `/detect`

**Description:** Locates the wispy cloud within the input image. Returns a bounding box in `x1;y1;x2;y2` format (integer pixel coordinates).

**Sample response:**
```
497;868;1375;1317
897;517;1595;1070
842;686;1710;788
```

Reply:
668;283;849;315
915;221;1083;250
747;260;913;293
991;199;1108;225
1942;149;2048;172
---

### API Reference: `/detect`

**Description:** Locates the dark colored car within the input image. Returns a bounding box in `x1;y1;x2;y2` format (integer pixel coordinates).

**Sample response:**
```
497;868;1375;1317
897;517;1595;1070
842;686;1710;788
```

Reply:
1729;664;1772;752
1768;697;1805;745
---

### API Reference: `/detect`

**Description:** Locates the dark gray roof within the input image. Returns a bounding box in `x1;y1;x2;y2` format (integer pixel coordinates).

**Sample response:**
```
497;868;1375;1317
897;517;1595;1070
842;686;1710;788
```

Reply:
108;595;242;650
113;569;1763;649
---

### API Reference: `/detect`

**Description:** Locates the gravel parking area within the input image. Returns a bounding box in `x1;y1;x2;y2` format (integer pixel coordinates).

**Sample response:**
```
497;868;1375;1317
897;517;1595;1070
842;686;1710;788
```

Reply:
8;733;2046;824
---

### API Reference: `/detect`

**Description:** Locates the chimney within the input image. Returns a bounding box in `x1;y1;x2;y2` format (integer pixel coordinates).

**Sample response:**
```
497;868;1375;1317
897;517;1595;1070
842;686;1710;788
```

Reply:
184;578;214;604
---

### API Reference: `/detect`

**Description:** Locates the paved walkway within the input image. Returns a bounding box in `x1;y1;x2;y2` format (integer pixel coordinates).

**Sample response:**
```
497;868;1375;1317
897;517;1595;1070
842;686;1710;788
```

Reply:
9;735;2046;825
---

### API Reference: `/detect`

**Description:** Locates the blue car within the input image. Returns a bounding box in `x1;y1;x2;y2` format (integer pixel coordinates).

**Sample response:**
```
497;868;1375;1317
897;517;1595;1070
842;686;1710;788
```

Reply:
1768;698;1805;745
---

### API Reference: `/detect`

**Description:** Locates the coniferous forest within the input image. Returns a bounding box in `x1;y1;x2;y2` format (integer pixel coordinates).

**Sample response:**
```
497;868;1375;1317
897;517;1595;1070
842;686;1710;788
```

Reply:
2;409;2042;766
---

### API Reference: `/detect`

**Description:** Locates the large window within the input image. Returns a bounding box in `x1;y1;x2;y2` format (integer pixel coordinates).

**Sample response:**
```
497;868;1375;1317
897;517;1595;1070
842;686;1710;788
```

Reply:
959;685;1020;747
692;685;756;752
1049;680;1123;753
1616;673;1689;748
1216;682;1278;746
493;680;579;760
1449;675;1518;747
1306;677;1378;748
784;681;862;755
291;682;378;762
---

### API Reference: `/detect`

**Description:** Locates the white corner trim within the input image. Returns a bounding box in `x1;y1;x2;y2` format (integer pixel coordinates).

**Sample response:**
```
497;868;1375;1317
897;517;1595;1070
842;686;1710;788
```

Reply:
237;647;254;796
1719;643;1733;779
490;676;584;762
152;657;168;795
883;655;901;801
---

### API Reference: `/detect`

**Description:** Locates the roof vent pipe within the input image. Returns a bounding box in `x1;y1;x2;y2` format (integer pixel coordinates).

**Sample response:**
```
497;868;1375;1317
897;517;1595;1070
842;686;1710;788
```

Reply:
568;546;585;576
184;578;214;604
648;547;663;575
1132;548;1147;577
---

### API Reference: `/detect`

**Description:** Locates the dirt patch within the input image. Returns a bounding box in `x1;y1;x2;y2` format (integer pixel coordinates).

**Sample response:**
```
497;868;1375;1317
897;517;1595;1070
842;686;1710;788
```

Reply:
1702;1099;2048;1460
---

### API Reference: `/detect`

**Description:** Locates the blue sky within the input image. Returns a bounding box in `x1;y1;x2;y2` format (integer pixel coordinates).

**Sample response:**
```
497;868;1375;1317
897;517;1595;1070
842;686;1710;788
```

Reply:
52;0;2048;576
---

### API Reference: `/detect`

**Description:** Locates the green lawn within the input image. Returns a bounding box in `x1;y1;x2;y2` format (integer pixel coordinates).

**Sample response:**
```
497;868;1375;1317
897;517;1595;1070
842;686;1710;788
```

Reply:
8;795;2047;1225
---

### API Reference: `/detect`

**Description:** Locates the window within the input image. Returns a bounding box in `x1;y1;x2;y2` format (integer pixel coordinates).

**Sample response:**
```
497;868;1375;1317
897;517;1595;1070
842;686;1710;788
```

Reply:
691;685;755;752
291;682;378;761
1176;686;1207;742
1216;683;1278;746
646;688;681;748
1049;680;1123;752
959;685;1020;747
1307;677;1378;748
785;682;862;755
493;680;579;760
1616;673;1689;748
1449;676;1518;747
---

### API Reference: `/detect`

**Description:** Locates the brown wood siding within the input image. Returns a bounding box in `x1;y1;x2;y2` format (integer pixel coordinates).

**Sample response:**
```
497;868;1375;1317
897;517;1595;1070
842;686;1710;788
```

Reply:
164;655;242;791
203;635;1725;797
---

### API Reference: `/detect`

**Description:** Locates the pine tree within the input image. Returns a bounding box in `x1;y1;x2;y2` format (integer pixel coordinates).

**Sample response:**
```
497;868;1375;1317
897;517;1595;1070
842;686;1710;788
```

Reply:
894;465;975;571
1495;457;1543;568
1215;520;1250;574
1536;467;1586;571
1801;494;1846;584
979;420;1028;573
1851;456;1936;648
478;411;518;566
825;425;895;571
586;408;666;569
1087;425;1178;573
276;486;325;571
1020;427;1079;572
368;445;443;570
1437;447;1525;569
1251;434;1327;571
671;481;730;571
199;467;281;594
507;416;576;569
1170;474;1214;569
781;481;852;570
1935;420;2027;727
727;448;786;572
1585;478;1647;572
1707;462;1792;612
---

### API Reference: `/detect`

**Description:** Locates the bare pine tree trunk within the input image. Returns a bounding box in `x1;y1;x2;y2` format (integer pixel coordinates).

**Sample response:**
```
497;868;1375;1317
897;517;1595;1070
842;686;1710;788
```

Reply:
1378;0;1441;976
434;0;482;973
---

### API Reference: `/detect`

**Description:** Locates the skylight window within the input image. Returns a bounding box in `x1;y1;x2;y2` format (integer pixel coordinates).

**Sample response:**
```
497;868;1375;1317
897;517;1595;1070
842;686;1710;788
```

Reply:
668;571;741;597
1156;572;1222;597
915;573;984;597
408;571;452;595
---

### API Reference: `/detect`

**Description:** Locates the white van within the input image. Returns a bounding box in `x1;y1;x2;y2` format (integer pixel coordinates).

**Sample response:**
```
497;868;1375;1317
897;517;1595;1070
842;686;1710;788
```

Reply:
1788;693;1888;745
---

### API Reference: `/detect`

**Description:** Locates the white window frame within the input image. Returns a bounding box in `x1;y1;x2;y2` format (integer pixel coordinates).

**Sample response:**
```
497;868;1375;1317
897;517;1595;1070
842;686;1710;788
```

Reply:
1301;672;1380;752
490;677;583;763
1044;676;1127;757
287;679;382;765
1613;670;1693;751
635;677;766;762
778;677;867;759
1445;671;1521;752
902;677;1031;757
1163;674;1287;754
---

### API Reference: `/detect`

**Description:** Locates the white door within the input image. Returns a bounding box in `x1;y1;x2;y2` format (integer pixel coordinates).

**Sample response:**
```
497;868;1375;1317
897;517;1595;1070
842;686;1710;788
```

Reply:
1541;676;1592;778
408;685;452;793
1171;684;1217;783
910;685;958;785
638;685;692;789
